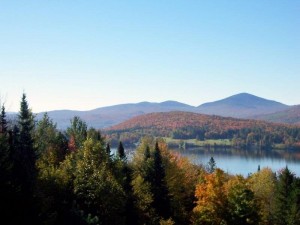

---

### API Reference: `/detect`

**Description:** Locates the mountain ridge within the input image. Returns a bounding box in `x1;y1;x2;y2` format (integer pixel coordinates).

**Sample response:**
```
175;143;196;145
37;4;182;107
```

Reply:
7;93;297;129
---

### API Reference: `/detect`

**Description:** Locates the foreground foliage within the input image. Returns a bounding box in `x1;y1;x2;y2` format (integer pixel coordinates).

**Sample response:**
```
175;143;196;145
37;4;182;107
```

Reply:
0;95;300;225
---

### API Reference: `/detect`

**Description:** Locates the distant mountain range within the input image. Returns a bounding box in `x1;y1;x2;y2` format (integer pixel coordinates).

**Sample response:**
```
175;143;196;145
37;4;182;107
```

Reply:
8;93;299;129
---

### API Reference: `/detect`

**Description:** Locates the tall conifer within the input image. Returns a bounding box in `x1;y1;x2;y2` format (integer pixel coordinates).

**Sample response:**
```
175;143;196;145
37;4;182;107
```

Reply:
17;93;36;192
152;142;170;219
117;141;126;160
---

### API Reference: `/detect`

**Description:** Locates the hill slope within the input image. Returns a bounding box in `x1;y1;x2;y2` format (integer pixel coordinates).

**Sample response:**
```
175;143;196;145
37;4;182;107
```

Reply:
197;93;288;118
252;105;300;125
105;111;300;148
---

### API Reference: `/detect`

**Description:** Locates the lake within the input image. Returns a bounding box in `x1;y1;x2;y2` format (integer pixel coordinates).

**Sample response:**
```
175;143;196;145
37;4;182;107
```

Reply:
171;147;300;177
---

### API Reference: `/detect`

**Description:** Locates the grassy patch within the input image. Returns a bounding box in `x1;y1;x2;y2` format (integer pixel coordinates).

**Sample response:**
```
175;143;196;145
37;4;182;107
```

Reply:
164;137;232;147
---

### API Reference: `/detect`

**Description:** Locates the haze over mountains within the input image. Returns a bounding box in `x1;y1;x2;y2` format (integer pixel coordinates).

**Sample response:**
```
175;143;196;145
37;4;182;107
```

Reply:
25;93;299;129
197;93;288;118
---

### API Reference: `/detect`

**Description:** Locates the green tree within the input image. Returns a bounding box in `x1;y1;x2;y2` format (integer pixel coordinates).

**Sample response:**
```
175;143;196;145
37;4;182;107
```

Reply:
274;167;300;225
249;168;276;225
207;156;216;173
66;116;87;150
131;139;156;224
11;93;38;224
161;140;200;224
35;113;68;165
73;138;126;225
289;177;300;225
0;105;8;133
117;141;126;160
0;105;11;178
226;176;260;225
106;143;111;155
16;93;36;191
132;139;172;224
144;145;151;160
0;104;15;224
152;142;171;220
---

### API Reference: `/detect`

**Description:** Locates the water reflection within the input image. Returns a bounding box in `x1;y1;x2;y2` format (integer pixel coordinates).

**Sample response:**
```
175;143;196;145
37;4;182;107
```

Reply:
171;148;300;177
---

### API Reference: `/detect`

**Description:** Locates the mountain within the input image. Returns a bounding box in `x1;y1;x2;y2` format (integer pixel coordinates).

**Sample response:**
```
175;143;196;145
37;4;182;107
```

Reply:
252;105;300;125
197;93;289;118
35;101;195;129
105;111;300;148
25;93;293;129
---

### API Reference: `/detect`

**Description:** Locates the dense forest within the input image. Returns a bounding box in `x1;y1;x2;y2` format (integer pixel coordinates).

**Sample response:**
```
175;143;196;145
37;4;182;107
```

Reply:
1;94;300;225
105;112;300;149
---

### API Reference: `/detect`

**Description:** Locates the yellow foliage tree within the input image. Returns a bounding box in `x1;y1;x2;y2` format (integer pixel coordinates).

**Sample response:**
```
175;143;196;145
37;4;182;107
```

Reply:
193;169;229;225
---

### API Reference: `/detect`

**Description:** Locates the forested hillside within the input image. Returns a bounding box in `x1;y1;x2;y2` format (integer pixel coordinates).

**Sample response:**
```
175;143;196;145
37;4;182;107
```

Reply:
105;112;300;149
252;105;300;125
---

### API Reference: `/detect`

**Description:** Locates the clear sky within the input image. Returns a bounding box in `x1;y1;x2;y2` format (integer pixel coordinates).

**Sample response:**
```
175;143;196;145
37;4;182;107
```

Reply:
0;0;299;112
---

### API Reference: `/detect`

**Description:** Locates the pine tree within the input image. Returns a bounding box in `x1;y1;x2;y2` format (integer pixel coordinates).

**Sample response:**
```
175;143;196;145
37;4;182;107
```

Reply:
274;166;296;225
16;93;36;193
0;105;11;173
144;145;151;161
10;93;38;225
106;143;111;155
117;141;126;160
207;156;216;173
0;104;14;221
0;105;8;133
152;142;171;219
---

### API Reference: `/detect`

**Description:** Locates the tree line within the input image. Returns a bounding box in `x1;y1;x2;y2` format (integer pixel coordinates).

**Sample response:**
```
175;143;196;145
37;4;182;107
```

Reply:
0;94;300;225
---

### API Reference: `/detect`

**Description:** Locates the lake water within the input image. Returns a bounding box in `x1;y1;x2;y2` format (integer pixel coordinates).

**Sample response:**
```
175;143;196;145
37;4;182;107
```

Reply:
171;148;300;177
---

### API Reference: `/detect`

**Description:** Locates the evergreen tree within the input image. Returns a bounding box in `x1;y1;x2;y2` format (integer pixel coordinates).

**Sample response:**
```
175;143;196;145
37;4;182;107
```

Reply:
117;141;126;160
0;104;14;224
274;166;298;225
105;142;114;163
152;142;171;220
144;145;151;161
16;93;36;192
132;142;155;224
207;156;216;173
0;105;8;133
289;177;300;225
0;105;11;175
106;143;111;155
11;93;38;225
87;128;103;143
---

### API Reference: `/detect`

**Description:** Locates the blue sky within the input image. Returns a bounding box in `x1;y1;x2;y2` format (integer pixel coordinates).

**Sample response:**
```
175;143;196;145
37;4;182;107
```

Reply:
0;0;299;112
